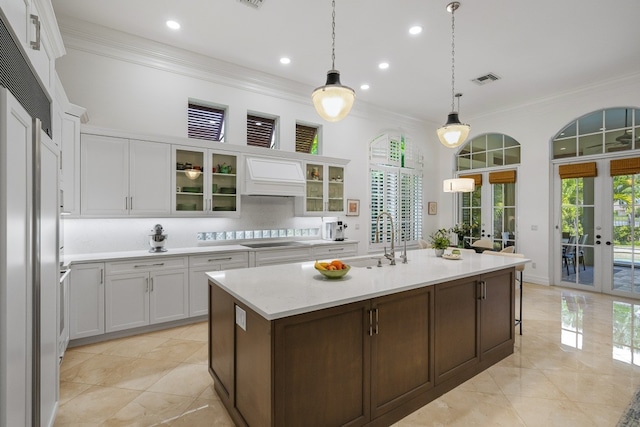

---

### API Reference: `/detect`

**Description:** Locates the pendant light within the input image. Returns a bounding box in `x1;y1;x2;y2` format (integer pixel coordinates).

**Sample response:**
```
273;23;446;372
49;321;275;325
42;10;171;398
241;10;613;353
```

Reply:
437;2;470;148
443;177;475;193
312;0;355;122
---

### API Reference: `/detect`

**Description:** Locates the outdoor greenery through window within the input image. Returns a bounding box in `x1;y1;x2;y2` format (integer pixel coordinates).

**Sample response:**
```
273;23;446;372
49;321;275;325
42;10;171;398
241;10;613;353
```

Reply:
188;102;225;142
246;114;277;148
296;123;319;154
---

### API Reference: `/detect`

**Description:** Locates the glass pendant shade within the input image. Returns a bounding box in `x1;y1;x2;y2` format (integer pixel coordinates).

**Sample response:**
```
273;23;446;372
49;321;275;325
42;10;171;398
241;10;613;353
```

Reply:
437;113;470;148
443;177;475;193
312;70;356;122
184;169;201;180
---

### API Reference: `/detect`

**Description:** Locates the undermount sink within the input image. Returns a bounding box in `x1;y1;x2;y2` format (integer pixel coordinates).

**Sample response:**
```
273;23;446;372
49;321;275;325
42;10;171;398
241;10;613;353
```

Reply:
242;241;307;249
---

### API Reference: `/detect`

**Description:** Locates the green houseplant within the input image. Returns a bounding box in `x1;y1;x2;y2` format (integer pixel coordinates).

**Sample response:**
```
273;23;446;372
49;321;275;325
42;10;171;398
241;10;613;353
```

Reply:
428;228;451;256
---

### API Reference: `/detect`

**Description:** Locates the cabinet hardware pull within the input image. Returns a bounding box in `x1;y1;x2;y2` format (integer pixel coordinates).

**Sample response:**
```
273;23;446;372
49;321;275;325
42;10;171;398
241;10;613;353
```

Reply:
30;14;41;50
125;197;128;210
368;309;373;336
130;197;133;210
480;281;487;300
329;248;344;252
150;278;153;291
134;263;165;268
145;278;149;292
374;308;379;335
208;257;232;262
100;269;103;284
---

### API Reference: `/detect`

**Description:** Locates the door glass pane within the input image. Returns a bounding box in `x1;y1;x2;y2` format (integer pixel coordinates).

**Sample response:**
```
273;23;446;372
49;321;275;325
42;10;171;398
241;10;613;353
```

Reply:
504;147;520;165
487;150;504;167
612;174;640;294
493;183;516;249
486;134;502;150
460;185;482;248
579;133;603;156
561;177;594;287
578;111;603;135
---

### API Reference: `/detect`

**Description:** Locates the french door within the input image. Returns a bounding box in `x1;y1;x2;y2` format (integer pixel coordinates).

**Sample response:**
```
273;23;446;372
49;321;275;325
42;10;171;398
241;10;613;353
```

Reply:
554;158;640;297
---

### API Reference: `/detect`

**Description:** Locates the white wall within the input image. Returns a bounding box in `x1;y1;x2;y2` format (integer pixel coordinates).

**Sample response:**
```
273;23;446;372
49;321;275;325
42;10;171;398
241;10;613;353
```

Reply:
55;22;438;256
434;75;640;285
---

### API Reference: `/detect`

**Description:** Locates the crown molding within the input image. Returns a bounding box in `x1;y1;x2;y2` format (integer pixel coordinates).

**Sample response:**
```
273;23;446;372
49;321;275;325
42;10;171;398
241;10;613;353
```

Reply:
33;0;65;58
56;15;424;129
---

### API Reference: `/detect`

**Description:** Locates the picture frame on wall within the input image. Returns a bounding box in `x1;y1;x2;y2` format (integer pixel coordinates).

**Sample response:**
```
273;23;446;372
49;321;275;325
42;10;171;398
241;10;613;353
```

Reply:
428;201;437;215
347;199;360;216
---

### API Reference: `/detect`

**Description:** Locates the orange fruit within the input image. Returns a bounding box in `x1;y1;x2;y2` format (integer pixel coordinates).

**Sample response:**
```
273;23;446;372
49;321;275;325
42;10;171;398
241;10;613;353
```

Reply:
330;260;343;268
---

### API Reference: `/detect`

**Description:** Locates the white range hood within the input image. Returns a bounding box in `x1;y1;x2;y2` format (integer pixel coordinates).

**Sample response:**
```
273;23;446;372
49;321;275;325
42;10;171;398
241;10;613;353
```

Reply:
243;156;306;197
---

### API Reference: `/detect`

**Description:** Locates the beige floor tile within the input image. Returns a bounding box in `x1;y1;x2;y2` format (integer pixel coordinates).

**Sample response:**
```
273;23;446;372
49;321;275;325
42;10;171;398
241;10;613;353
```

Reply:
101;335;169;358
166;398;235;426
67;339;123;355
183;343;208;365
174;321;208;342
54;385;141;424
58;381;93;406
59;350;96;374
140;338;204;363
574;401;627;427
101;391;195;427
98;357;179;391
61;354;135;386
543;370;639;408
506;395;597;427
489;366;569;400
147;362;214;397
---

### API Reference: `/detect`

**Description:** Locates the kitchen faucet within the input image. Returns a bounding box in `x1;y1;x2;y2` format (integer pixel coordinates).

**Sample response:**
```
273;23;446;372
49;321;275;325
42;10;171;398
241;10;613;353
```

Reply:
375;212;396;265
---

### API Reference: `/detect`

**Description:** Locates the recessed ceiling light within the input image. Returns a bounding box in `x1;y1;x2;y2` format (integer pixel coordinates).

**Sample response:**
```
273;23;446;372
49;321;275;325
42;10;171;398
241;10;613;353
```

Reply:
409;26;423;35
166;20;180;30
360;84;370;90
280;57;291;65
378;62;389;70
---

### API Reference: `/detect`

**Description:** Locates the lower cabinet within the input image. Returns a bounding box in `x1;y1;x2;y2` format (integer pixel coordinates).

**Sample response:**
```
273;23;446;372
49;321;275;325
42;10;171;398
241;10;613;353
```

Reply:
189;252;249;316
105;257;189;333
209;268;514;427
69;262;105;340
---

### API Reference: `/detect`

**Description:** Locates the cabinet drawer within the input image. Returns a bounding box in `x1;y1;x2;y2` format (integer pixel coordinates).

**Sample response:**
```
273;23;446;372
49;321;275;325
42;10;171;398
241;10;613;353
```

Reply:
312;244;358;259
255;247;312;266
106;256;188;275
189;252;249;268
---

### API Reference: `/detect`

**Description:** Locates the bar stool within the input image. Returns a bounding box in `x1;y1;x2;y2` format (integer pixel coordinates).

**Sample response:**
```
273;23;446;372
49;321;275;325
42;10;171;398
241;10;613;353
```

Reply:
482;251;526;335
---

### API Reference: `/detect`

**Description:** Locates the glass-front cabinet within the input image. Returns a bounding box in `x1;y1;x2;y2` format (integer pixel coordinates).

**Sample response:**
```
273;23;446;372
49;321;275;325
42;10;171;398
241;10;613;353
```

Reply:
297;162;345;215
173;146;239;215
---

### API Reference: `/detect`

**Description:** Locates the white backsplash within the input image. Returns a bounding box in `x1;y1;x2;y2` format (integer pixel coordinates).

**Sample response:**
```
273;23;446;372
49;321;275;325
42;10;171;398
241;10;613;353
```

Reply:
63;196;335;254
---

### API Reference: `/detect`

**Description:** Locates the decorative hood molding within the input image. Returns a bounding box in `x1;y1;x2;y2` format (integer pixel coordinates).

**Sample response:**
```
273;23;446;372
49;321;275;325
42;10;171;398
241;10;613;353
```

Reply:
243;156;305;197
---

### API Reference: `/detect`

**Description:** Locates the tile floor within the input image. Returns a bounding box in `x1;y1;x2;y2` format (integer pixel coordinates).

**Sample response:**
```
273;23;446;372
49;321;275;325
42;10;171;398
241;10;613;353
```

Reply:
55;283;640;426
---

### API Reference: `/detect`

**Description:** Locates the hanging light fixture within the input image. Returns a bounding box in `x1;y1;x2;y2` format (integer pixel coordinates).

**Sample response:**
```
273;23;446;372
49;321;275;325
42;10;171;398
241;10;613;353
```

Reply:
443;178;475;193
437;2;470;148
312;0;355;122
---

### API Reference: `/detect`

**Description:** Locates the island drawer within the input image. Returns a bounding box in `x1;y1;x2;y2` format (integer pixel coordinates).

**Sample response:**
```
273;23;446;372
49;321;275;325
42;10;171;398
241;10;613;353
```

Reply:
189;252;249;268
312;243;357;259
254;247;312;267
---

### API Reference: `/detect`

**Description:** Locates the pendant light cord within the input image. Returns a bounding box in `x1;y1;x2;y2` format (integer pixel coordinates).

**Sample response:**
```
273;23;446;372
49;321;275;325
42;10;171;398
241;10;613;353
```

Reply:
331;0;336;70
450;5;456;112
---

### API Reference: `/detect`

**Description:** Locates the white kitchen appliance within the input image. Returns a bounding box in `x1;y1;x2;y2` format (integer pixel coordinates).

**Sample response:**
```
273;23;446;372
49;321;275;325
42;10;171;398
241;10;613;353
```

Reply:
0;88;59;426
324;220;347;241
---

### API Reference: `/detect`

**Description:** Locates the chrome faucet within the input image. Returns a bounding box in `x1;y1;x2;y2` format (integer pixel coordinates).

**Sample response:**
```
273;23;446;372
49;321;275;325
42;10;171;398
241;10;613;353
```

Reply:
375;212;396;265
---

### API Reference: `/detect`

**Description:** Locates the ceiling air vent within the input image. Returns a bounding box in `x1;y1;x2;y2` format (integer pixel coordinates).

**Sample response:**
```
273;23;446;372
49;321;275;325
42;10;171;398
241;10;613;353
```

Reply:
238;0;264;9
472;73;500;86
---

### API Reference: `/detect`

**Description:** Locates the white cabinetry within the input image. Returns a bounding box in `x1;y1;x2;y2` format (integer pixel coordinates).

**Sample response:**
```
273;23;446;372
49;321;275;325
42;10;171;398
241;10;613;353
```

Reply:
312;242;358;260
81;134;171;216
69;263;105;339
105;257;189;332
254;247;312;267
296;162;346;216
188;252;249;316
173;146;240;216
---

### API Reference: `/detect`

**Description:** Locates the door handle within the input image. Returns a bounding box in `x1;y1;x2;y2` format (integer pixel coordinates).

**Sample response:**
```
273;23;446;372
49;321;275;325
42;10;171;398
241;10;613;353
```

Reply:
596;240;601;245
30;14;41;50
606;241;611;245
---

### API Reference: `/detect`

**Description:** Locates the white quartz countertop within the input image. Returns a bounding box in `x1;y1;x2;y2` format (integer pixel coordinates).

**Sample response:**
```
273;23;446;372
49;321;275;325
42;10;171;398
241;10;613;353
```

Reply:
207;250;529;321
63;240;358;266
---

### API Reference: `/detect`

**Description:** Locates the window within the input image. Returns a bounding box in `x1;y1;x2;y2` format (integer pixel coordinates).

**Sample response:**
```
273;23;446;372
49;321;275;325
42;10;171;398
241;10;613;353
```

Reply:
369;133;423;247
456;133;520;171
296;123;320;154
553;108;640;159
188;102;226;142
246;113;277;149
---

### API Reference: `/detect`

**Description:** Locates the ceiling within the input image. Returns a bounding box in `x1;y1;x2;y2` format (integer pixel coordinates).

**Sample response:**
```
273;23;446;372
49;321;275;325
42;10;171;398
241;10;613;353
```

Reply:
51;0;640;123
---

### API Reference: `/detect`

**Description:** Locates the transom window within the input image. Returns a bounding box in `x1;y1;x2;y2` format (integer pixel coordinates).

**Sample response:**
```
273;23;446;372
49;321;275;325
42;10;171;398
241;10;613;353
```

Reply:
457;133;520;171
247;113;278;149
188;102;226;142
553;108;640;159
296;123;320;154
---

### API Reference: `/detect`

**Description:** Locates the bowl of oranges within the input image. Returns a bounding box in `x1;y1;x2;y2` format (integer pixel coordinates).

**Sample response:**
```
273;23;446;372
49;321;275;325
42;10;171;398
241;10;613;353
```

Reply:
314;259;351;279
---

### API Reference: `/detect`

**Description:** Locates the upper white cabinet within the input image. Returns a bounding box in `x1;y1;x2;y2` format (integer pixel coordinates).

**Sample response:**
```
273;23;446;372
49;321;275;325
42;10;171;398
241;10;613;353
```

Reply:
173;146;240;216
296;162;346;216
81;134;171;216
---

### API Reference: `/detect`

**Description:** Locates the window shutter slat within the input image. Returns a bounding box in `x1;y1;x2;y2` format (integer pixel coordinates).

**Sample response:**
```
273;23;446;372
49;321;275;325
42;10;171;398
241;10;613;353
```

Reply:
296;124;318;153
559;162;597;179
188;103;225;141
610;157;640;176
247;115;276;148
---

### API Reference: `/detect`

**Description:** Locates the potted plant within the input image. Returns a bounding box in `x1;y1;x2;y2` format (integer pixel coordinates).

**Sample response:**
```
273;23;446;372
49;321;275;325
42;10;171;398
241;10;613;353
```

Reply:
450;223;472;248
428;228;451;257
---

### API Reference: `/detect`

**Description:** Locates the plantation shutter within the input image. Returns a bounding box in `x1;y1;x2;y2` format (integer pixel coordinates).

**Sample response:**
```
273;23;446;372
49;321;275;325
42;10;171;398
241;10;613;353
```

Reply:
370;165;398;244
246;115;276;148
400;169;423;241
188;103;225;141
296;124;318;153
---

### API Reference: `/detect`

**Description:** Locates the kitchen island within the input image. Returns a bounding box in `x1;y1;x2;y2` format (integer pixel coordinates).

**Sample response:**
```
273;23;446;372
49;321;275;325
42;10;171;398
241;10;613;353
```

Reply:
207;250;528;427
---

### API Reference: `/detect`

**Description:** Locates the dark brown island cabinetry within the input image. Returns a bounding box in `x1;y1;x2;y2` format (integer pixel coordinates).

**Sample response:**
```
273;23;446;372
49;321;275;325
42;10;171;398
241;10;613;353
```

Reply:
208;267;515;427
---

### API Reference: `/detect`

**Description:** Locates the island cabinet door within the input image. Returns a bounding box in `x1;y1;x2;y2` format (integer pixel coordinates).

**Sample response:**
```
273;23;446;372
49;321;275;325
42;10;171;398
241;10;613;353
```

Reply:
434;276;481;385
479;268;515;359
370;287;434;419
273;300;372;427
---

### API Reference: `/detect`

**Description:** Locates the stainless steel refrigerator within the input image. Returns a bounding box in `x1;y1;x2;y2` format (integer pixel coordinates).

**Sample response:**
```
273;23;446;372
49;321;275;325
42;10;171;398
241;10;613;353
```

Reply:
1;87;60;426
